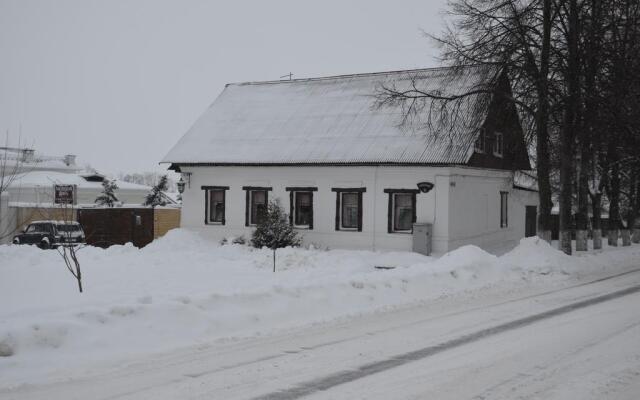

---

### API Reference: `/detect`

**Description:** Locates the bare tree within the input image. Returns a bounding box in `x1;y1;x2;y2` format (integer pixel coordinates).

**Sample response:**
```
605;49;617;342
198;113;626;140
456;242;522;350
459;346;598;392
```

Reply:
376;0;640;255
376;0;559;242
556;0;581;255
56;199;84;293
0;134;33;242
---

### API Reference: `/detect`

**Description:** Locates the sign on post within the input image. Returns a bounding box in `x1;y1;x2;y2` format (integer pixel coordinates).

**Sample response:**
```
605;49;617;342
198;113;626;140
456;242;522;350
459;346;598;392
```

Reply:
54;184;77;205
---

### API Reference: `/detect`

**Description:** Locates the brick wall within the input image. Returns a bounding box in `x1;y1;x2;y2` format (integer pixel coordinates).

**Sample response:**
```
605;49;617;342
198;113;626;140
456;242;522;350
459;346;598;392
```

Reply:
153;208;181;239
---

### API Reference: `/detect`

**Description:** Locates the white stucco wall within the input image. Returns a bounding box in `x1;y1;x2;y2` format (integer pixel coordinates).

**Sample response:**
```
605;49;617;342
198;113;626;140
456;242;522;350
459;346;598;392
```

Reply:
180;166;447;253
445;168;538;254
6;185;149;206
179;165;539;255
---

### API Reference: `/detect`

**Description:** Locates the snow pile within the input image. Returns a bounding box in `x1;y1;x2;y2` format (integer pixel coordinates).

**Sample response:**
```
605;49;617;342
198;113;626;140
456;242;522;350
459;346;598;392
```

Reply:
0;230;638;387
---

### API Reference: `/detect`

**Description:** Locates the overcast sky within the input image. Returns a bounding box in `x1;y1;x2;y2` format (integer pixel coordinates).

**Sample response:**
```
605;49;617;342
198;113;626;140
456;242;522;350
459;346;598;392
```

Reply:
0;0;447;175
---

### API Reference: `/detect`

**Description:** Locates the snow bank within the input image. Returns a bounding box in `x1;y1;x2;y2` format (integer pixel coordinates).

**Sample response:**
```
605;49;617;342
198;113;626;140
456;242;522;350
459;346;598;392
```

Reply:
1;230;638;387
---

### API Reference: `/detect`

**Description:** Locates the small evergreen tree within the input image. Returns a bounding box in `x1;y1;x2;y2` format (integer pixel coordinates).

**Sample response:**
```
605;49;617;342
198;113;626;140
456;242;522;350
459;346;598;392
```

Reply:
251;201;301;271
143;175;168;207
95;179;119;207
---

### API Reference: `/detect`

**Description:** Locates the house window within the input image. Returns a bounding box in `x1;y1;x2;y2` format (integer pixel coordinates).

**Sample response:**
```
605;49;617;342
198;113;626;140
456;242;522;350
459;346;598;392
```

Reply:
286;187;317;229
342;193;359;228
385;189;418;233
474;129;485;153
493;132;504;157
201;186;229;225
500;191;509;228
332;188;365;231
243;186;272;226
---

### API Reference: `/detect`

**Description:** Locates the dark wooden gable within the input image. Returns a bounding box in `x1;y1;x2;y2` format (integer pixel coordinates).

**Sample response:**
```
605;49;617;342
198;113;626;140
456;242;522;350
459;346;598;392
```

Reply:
467;73;532;171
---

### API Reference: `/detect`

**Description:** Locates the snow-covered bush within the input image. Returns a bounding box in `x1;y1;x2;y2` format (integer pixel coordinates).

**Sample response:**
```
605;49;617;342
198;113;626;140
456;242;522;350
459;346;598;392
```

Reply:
251;200;300;249
143;175;168;207
95;179;119;207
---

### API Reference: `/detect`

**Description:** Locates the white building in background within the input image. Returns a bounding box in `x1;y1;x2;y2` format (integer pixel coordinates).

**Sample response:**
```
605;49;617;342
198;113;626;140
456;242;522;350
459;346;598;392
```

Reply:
1;147;152;207
8;170;152;206
0;147;177;243
163;66;538;255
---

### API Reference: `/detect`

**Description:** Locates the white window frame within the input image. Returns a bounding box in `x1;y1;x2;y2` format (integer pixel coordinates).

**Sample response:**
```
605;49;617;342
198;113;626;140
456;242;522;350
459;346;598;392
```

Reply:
202;186;228;225
493;131;504;158
339;192;360;231
208;190;225;224
293;191;313;229
243;186;272;227
391;192;415;233
474;129;485;153
248;190;268;226
500;191;509;228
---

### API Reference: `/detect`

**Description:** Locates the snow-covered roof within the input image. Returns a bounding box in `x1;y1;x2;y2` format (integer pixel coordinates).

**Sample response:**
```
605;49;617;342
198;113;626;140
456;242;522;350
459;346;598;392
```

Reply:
513;171;538;192
1;148;80;174
26;220;81;225
163;65;498;165
8;171;151;191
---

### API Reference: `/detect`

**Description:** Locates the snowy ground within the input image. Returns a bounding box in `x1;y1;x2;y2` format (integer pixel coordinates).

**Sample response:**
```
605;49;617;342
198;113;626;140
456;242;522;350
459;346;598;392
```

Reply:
1;229;639;392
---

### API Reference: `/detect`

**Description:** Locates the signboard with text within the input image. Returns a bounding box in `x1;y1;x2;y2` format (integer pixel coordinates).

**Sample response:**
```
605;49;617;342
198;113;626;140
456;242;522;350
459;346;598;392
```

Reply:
54;184;76;205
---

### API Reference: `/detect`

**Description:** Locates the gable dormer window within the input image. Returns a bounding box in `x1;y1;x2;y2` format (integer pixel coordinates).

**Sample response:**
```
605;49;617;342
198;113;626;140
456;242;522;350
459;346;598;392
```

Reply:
493;132;504;158
474;129;485;153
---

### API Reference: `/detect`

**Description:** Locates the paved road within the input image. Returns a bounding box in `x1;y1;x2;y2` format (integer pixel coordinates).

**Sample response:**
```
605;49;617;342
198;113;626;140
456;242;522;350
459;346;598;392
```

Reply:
4;269;640;400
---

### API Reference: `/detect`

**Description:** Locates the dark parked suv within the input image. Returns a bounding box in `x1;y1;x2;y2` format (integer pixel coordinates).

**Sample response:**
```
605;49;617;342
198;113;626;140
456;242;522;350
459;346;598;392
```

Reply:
12;221;86;249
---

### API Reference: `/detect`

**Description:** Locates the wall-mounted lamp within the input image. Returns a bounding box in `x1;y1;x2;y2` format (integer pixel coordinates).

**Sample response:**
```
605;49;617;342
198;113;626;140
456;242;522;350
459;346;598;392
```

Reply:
417;181;434;193
177;172;192;194
177;177;186;194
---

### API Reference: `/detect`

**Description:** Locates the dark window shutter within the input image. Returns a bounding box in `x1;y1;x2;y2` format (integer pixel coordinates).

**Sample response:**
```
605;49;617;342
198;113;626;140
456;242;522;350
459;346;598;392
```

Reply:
245;190;250;227
309;192;314;230
357;192;363;231
387;193;392;233
289;191;294;226
411;193;417;224
221;190;226;225
502;192;509;227
204;190;209;224
335;192;340;231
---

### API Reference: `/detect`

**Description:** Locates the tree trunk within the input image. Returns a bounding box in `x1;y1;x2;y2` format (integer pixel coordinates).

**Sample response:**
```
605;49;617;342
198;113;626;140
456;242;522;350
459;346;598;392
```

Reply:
627;172;640;243
633;228;640;244
577;0;601;252
633;174;640;243
621;229;631;246
575;145;589;251
590;192;603;249
558;0;579;255
608;229;619;246
593;229;603;249
536;0;553;243
607;154;621;247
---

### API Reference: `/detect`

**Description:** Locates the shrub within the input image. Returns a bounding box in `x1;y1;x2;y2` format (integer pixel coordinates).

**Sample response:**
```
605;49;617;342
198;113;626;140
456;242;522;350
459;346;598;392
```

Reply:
251;200;301;249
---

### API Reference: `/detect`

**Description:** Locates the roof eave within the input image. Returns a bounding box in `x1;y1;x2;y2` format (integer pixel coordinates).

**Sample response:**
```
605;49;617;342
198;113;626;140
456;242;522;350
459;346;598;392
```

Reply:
167;161;470;168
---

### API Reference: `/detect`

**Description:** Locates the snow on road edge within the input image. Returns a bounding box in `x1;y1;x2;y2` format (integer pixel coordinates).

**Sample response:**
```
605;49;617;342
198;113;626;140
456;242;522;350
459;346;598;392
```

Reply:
0;229;638;387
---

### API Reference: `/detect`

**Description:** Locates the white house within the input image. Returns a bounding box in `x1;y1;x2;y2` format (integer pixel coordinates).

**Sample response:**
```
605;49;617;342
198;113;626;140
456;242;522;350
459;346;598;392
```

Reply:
0;147;177;243
162;66;538;254
0;147;154;207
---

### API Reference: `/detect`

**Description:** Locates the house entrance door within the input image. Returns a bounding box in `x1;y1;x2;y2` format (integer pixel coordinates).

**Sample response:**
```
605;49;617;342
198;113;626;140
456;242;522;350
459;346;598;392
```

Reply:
525;206;537;237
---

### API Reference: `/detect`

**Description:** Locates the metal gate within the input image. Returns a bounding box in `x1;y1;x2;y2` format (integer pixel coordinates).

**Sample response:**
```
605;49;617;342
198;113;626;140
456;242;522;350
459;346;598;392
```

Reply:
77;208;154;248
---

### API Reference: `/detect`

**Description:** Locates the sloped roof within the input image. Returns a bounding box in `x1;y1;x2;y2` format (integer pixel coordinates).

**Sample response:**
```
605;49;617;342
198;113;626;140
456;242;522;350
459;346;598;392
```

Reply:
163;65;499;165
8;171;151;191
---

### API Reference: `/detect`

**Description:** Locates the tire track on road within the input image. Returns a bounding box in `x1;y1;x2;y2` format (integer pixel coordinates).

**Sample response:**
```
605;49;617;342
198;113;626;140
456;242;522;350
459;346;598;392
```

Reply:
253;284;640;400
